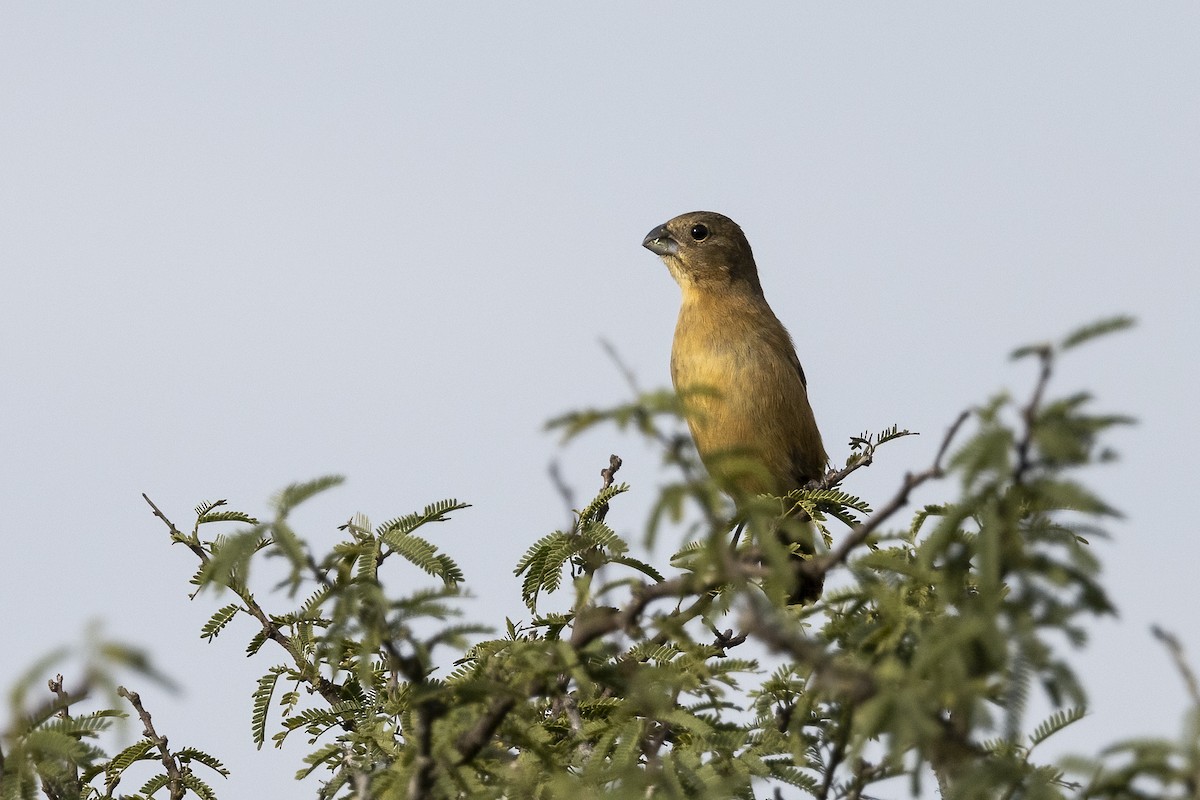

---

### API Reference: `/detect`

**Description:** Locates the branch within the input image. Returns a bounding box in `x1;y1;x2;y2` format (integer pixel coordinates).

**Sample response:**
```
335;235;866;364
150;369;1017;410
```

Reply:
569;575;694;649
738;596;873;701
708;625;748;655
143;493;208;565
816;711;851;800
594;454;622;524
816;428;919;491
454;696;518;766
407;696;439;800
7;683;90;739
547;459;578;530
817;454;873;491
142;494;352;719
46;674;71;719
804;410;969;583
1014;345;1053;485
42;675;84;795
118;687;184;800
1151;625;1200;709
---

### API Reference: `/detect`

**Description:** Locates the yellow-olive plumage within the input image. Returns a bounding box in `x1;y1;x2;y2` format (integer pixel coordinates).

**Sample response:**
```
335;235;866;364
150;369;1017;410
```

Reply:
643;211;828;601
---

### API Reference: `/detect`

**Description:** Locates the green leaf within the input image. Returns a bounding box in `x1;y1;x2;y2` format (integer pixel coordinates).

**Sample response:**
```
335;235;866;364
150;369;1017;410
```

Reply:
376;499;471;539
271;475;345;516
200;604;241;642
1030;706;1087;747
1060;315;1135;350
180;770;219;800
577;483;630;524
198;528;270;591
198;509;259;526
379;531;463;585
251;666;286;748
609;555;665;582
176;747;230;777
107;739;155;773
295;742;344;780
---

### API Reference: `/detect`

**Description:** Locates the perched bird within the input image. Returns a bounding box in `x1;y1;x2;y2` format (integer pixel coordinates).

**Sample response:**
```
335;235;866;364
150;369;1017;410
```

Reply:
643;211;829;602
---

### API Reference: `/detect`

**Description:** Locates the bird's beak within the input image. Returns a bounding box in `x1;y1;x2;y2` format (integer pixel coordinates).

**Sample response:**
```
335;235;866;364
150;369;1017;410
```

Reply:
642;224;678;257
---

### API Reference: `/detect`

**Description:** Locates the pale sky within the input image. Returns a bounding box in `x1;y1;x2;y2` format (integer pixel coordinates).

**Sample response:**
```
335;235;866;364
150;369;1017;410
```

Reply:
2;5;1198;797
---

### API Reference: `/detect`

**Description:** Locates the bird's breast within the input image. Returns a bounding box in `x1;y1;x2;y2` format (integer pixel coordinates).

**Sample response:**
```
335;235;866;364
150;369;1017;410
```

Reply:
669;291;826;492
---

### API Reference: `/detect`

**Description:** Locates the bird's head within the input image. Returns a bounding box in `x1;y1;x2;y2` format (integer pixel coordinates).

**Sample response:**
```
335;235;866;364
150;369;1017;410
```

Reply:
642;211;763;295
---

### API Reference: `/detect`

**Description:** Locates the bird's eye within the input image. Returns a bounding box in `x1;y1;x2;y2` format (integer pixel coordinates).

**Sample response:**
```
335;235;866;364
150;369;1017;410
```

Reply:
690;224;709;241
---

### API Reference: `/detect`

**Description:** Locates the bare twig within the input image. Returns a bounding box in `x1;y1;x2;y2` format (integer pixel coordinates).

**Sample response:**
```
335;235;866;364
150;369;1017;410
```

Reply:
709;626;748;656
816;454;873;491
118;686;184;800
816;712;851;800
599;338;643;396
10;682;89;737
143;493;208;565
547;459;578;528
47;675;70;719
594;454;622;524
43;675;83;794
1014;345;1053;485
1151;626;1200;708
454;696;518;766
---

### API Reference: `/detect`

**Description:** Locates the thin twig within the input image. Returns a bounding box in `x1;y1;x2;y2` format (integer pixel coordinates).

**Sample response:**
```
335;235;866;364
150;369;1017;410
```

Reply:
594;454;622;524
569;574;711;649
10;682;89;736
816;454;873;491
547;460;578;528
1151;626;1200;708
118;687;184;800
1014;346;1053;485
815;429;918;491
142;494;352;718
738;596;873;701
143;493;208;565
805;410;970;581
44;675;83;793
599;338;643;396
816;712;851;800
708;626;747;655
47;675;70;719
407;699;437;800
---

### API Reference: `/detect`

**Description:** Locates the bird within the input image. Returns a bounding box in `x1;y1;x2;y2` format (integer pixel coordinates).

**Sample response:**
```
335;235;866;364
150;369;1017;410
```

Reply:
643;211;829;603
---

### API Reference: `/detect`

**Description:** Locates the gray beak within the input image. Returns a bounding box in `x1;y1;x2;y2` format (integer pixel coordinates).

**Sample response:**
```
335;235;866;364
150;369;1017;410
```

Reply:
642;224;678;257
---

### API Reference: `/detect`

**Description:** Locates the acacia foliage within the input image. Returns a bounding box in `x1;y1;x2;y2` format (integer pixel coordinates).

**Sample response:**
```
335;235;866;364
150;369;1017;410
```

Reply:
4;317;1197;800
